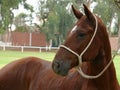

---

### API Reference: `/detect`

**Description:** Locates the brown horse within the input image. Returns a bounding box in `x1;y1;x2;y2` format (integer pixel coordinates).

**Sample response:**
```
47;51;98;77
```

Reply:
53;4;120;90
0;4;119;90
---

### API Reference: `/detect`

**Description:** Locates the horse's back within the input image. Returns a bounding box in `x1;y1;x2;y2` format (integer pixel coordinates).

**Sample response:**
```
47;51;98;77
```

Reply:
0;57;50;90
0;57;87;90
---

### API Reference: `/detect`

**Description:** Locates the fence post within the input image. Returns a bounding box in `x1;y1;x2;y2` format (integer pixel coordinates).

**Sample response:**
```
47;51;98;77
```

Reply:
39;47;41;52
21;46;24;52
3;45;6;51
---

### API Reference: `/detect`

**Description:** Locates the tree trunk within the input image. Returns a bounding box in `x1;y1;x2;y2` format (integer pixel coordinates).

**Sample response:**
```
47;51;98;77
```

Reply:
118;23;120;49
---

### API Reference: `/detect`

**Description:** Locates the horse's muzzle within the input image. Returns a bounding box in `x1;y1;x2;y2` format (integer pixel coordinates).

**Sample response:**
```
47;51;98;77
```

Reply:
52;60;70;76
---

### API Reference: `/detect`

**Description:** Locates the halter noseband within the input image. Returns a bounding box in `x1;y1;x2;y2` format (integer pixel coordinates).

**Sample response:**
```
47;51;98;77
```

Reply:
59;14;113;79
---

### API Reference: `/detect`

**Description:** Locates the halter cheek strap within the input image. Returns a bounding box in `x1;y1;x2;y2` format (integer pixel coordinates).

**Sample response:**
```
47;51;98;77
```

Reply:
60;45;82;66
59;14;113;79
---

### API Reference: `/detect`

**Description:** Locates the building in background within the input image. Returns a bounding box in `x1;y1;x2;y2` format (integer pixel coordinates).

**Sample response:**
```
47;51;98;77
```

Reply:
0;31;48;47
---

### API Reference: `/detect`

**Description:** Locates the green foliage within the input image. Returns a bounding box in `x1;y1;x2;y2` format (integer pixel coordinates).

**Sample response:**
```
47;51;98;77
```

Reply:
94;1;112;25
93;0;120;35
14;13;27;27
13;13;31;32
38;0;75;46
0;0;33;33
1;0;120;46
23;3;34;12
39;0;120;46
15;26;28;32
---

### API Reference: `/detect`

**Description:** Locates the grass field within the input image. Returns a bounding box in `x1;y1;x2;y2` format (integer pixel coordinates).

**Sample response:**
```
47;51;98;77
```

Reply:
0;50;120;84
0;51;55;68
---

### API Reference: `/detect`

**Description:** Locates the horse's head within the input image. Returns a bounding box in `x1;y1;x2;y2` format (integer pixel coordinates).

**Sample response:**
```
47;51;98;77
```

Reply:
52;4;106;76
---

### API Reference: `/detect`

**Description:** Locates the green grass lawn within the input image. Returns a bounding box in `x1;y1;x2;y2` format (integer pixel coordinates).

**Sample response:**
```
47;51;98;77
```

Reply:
0;50;120;84
113;56;120;84
0;51;55;68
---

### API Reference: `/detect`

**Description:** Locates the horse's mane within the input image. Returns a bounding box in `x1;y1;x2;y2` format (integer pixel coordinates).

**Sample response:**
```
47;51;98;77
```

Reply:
97;17;112;61
93;17;119;89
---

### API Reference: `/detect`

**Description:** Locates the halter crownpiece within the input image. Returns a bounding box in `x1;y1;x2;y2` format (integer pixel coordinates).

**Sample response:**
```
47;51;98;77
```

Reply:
59;14;114;79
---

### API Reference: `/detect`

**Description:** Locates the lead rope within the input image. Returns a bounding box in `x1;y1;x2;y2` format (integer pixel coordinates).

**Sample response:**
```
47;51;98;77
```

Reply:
59;14;118;79
77;54;116;79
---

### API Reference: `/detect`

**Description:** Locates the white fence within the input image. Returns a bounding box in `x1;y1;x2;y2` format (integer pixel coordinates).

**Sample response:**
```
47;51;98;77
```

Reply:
0;45;58;52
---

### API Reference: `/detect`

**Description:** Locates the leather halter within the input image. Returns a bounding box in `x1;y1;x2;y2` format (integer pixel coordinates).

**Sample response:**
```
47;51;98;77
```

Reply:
59;14;114;79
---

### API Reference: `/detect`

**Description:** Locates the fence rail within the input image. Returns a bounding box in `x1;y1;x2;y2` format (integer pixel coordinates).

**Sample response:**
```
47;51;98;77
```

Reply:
0;45;58;52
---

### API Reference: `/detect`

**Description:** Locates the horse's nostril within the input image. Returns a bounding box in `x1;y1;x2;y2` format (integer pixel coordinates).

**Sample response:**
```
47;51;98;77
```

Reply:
52;60;61;72
54;61;60;68
52;60;70;76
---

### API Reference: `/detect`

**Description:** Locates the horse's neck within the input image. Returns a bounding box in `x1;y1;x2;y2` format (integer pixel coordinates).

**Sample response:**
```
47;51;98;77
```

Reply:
88;49;119;90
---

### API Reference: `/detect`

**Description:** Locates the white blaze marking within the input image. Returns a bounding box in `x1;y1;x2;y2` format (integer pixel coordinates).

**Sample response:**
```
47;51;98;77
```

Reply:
71;25;78;33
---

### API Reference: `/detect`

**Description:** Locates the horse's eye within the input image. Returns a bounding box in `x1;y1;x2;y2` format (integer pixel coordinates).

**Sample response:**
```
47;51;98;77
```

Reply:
77;33;86;39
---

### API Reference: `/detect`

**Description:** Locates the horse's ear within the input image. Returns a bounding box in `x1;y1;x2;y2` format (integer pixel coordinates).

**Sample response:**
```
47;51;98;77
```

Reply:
83;4;95;25
72;5;83;19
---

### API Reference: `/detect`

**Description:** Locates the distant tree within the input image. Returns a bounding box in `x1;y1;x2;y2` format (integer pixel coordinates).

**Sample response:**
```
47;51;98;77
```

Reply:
92;0;120;37
14;13;27;27
114;0;120;9
36;0;120;46
14;13;29;32
37;0;76;46
0;0;33;33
